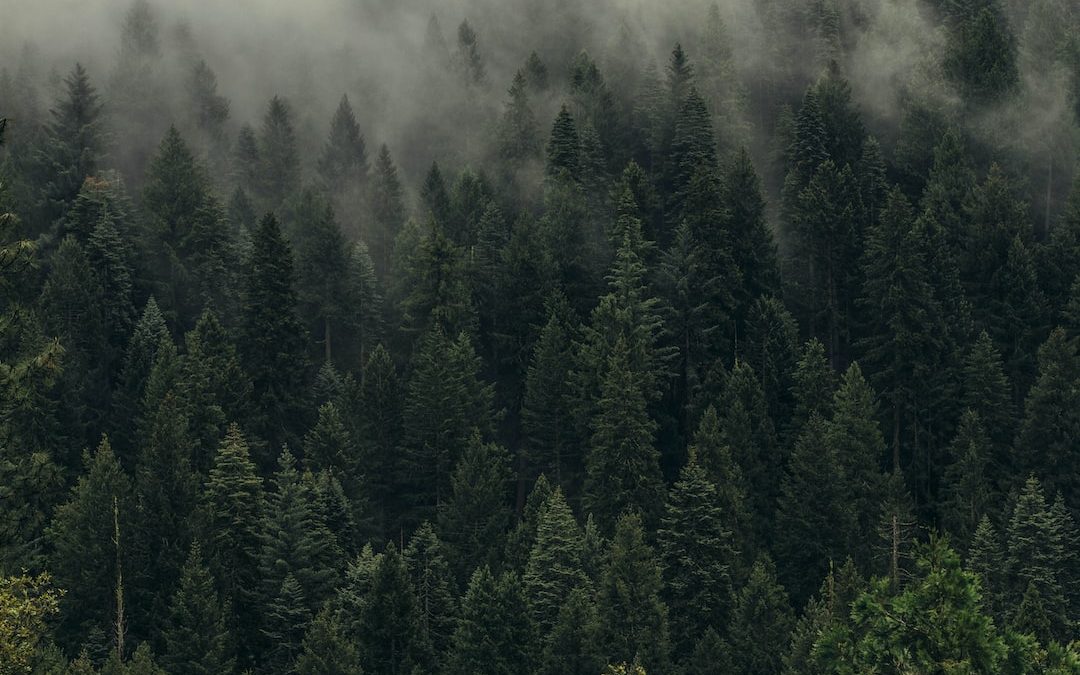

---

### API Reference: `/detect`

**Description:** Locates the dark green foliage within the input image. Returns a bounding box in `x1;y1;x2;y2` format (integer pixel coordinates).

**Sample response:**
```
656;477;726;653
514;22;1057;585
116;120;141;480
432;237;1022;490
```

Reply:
47;438;130;653
524;489;586;638
402;330;494;525
162;542;234;675
368;145;405;276
437;434;512;583
295;608;363;675
941;410;993;547
357;545;429;674
546;106;580;180
659;453;735;660
775;414;854;608
448;567;534;675
540;586;603;675
728;556;794;675
240;214;309;462
404;523;458;660
596;512;671;672
257;96;300;206
318;95;368;195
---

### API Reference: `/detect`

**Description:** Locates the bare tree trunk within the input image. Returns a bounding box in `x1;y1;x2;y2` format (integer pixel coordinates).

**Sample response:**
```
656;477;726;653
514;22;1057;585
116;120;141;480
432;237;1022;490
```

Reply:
113;496;125;661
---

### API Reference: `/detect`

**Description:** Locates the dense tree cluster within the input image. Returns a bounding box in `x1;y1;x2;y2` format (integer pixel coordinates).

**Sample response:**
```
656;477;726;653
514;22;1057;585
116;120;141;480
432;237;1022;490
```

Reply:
4;0;1080;672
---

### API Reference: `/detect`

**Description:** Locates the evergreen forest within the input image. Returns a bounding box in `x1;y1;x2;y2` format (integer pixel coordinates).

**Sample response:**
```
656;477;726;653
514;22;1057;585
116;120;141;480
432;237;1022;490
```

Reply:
5;0;1080;672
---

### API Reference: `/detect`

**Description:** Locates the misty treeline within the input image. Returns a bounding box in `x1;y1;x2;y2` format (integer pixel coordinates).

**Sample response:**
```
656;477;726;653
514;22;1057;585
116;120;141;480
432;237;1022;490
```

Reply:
4;0;1080;672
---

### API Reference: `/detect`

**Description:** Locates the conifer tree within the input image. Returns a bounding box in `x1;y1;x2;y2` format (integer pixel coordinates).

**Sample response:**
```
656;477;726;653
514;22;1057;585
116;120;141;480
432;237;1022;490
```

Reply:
258;96;300;206
584;337;666;531
401;220;475;338
34;63;104;230
597;512;671;673
354;344;403;533
524;489;587;639
659;451;736;660
724;148;780;312
1005;476;1070;639
111;297;169;467
437;434;512;583
688;406;751;564
826;362;887;566
546;106;580;180
258;449;340;626
961;331;1015;490
47;438;131;654
198;424;263;666
162;542;234;675
729;556;794;675
448;567;534;675
1016;328;1080;499
743;296;799;432
240;213;309;462
404;522;458;661
775;414;855;607
369;145;405;276
540;585;603;675
295;608;363;675
499;71;540;164
521;294;580;492
968;515;1006;622
318;94;368;195
357;544;430;674
261;573;311;672
941;410;993;547
789;338;836;436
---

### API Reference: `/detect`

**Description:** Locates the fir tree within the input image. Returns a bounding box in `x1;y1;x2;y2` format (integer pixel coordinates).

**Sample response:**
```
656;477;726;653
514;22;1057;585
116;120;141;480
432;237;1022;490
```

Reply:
546;106;580;180
498;71;540;164
941;410;993;548
240;213;310;463
658;451;736;660
404;522;458;661
540;585;602;675
729;556;794;675
295;608;363;675
162;542;234;675
524;489;587;639
318;94;368;194
257;96;300;206
369;145;405;276
448;567;534;675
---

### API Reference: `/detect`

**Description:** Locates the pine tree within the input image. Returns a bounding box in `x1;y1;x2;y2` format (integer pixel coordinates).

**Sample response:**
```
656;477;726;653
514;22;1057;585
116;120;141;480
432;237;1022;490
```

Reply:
295;608;363;675
240;213;310;463
789;338;837;436
369;145;405;276
111;297;169;468
455;19;487;86
318;94;368;194
34;63;104;230
1005;476;1070;639
198;424;263;667
668;88;719;230
723;148;780;313
257;95;300;206
129;382;199;637
597;512;671;672
258;449;340;629
524;489;587;639
658;452;736;660
420;163;452;229
261;573;311;672
540;585;602;675
354;344;403;534
437;434;512;583
400;220;475;338
499;71;540;164
729;556;794;675
688;406;750;565
47;438;130;654
961;331;1015;491
358;544;429;674
968;515;1006;622
521;294;580;492
775;414;855;608
546;106;580;180
1016;328;1080;500
404;522;458;661
584;337;665;531
448;567;534;675
743;296;799;433
941;410;993;547
826;362;887;567
162;542;234;675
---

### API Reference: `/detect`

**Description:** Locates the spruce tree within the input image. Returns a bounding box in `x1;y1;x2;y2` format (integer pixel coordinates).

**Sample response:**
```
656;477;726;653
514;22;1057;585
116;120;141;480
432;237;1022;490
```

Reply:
111;297;169;468
729;556;794;675
499;71;541;164
318;94;368;195
961;330;1015;491
257;95;300;206
597;512;671;672
47;438;131;654
546;106;580;180
295;608;363;675
524;489;587;639
358;544;430;674
775;414;855;608
404;522;458;661
240;213;310;463
540;585;602;675
658;451;736;660
162;542;234;675
584;337;665;531
437;434;512;583
688;406;751;565
448;567;534;675
198;424;263;667
369;145;405;276
941;410;993;548
1016;328;1080;500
